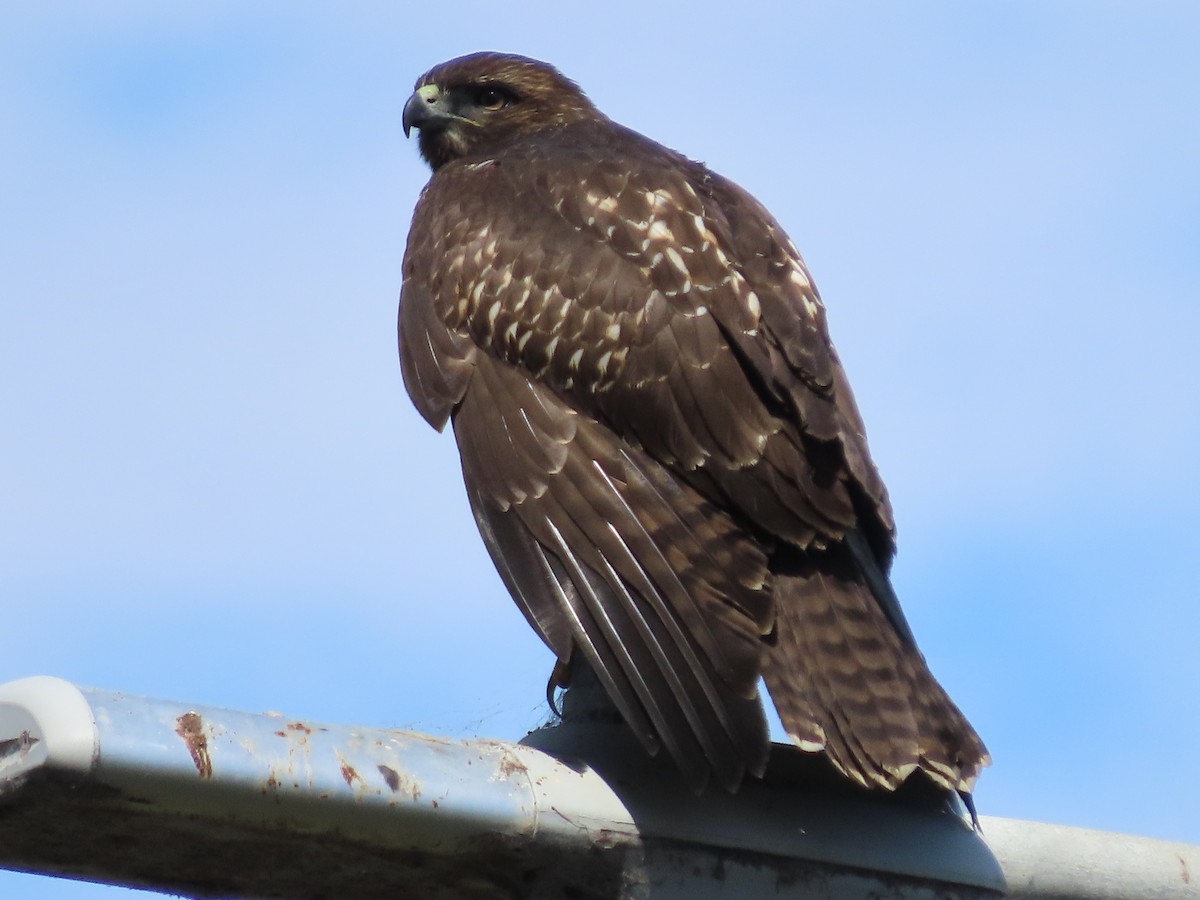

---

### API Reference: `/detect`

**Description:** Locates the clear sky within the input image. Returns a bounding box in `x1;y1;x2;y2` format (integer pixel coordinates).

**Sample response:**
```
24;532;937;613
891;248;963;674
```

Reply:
3;2;1198;895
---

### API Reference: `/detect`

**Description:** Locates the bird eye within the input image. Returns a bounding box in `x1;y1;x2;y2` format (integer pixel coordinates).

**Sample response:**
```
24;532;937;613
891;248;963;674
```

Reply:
476;87;510;111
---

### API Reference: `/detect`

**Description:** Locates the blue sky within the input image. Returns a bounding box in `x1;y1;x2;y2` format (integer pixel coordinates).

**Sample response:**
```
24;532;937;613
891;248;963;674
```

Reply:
2;2;1198;895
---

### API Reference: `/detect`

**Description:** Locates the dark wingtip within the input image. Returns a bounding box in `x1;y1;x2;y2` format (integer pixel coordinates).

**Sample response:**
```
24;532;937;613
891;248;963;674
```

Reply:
959;789;983;832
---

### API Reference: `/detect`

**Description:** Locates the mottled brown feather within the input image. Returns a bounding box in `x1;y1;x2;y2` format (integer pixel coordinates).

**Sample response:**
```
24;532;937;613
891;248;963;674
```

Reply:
455;353;771;788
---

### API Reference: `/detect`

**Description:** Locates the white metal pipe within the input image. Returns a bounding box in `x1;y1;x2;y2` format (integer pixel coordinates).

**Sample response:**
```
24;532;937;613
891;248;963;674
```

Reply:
1;676;1193;899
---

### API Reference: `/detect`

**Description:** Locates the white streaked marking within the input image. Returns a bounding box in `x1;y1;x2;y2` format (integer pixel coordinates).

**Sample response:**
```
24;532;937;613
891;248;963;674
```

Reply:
647;220;673;241
745;290;761;318
664;247;688;275
513;284;532;313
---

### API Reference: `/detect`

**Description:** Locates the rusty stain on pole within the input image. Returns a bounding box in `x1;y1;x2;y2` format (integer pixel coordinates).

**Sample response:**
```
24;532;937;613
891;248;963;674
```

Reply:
173;711;212;779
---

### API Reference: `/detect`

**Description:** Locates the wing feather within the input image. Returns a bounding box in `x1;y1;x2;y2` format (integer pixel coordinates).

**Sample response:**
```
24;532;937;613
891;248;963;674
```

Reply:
454;353;770;789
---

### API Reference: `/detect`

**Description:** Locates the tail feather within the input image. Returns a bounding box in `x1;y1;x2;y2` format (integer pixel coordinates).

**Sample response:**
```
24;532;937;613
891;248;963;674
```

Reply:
765;552;989;793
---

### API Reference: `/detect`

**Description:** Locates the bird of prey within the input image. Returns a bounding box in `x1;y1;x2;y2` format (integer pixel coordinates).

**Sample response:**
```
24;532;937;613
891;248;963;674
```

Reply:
399;52;988;796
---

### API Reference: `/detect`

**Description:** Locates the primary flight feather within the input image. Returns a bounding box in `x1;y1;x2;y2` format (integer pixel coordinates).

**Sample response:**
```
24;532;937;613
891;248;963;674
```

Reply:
398;52;988;795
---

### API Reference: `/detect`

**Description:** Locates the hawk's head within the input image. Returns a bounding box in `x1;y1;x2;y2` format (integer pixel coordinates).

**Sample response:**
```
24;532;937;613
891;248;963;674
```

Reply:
403;53;600;171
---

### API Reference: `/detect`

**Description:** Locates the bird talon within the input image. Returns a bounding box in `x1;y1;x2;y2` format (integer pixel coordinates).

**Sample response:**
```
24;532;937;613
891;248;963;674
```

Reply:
545;658;571;718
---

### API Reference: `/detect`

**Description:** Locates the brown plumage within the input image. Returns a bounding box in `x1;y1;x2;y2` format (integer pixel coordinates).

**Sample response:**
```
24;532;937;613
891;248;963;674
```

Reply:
399;52;988;795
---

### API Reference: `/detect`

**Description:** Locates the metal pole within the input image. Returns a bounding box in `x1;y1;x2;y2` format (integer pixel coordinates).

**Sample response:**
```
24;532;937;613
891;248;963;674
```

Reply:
1;676;1193;899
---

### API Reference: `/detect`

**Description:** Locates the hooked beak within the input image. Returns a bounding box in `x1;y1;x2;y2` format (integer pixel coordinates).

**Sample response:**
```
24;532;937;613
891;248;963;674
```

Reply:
403;84;451;138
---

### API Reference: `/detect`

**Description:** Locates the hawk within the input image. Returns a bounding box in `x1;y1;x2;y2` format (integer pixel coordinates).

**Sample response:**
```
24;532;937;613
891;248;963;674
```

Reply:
399;52;988;796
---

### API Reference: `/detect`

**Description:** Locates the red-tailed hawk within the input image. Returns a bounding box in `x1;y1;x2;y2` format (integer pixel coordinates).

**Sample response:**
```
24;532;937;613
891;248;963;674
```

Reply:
399;52;988;796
